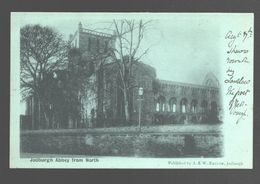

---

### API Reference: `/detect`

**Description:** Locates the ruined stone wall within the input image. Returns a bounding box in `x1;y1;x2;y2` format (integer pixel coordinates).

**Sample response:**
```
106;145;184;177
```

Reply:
100;61;221;125
155;80;220;114
153;80;221;124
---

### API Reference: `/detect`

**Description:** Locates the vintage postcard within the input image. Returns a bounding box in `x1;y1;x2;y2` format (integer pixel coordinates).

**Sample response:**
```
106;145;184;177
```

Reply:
10;12;253;168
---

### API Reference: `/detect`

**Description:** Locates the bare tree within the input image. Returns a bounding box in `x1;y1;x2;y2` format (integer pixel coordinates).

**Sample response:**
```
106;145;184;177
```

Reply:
20;24;68;129
108;19;152;123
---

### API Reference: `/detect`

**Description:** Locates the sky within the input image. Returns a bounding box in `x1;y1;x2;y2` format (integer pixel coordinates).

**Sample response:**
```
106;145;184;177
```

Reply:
16;13;221;85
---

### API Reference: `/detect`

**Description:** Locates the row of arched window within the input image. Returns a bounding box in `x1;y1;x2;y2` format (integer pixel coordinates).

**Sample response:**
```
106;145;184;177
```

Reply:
155;96;217;113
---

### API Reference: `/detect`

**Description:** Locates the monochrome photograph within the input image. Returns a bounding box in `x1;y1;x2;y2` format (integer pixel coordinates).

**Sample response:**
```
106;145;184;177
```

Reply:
10;13;253;168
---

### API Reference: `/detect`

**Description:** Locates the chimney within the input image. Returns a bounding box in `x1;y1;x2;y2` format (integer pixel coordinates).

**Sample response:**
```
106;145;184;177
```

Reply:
78;22;83;31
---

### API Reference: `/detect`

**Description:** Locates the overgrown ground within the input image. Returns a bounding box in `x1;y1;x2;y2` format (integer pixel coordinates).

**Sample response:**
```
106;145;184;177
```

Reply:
21;124;223;158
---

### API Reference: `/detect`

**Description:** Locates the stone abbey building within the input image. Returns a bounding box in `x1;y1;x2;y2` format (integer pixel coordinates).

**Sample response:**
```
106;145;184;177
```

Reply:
23;23;222;129
68;23;222;127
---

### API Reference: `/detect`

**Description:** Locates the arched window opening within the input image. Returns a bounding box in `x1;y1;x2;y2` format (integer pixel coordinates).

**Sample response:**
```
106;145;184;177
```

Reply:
201;100;208;113
211;101;218;113
96;39;100;52
169;97;177;113
156;103;160;112
88;37;91;51
191;99;198;113
162;104;165;111
156;96;166;112
180;98;188;113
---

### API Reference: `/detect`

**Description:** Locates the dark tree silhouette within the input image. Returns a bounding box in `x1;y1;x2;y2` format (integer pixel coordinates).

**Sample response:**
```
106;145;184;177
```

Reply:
20;24;68;128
